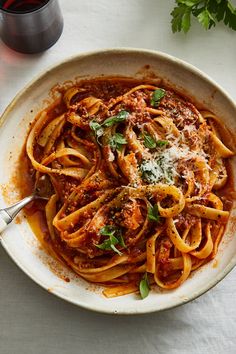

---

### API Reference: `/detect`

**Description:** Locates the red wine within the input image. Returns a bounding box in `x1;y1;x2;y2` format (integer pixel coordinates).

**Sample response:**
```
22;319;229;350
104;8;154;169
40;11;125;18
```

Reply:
0;0;63;53
2;0;48;13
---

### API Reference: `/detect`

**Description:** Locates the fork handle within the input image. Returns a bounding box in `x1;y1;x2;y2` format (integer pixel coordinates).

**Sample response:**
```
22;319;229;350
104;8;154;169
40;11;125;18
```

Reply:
0;214;8;233
0;195;35;233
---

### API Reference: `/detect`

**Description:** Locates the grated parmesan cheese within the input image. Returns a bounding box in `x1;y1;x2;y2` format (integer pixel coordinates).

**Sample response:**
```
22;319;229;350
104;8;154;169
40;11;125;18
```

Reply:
139;123;210;186
108;150;115;162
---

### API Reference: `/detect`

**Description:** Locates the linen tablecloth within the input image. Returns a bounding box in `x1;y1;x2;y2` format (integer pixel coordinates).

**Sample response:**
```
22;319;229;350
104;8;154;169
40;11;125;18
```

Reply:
0;1;236;353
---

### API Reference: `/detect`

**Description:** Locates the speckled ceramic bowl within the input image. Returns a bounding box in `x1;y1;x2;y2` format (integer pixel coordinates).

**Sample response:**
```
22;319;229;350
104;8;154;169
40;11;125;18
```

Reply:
0;48;236;314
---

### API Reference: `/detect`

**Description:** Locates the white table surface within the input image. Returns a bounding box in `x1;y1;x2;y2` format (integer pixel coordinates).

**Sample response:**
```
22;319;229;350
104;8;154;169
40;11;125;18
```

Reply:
0;1;236;353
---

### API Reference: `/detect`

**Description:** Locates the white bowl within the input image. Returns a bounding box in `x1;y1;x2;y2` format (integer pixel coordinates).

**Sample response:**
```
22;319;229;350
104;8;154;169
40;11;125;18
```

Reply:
0;48;236;314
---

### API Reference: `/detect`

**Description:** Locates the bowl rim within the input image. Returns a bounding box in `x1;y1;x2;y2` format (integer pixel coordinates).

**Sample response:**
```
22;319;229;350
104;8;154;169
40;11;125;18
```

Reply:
1;47;236;315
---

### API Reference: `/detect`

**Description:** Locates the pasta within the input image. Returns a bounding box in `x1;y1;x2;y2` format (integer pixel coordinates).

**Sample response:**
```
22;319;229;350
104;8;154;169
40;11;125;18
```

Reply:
23;78;235;298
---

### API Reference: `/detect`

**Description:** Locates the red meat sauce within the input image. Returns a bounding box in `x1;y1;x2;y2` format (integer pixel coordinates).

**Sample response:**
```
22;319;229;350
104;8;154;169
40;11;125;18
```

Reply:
14;77;236;262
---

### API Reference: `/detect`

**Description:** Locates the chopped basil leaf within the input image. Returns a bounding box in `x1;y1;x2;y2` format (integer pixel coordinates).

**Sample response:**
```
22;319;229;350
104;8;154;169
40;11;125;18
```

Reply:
109;234;119;244
119;235;127;248
143;132;157;149
147;204;160;222
150;89;165;107
139;273;150;299
109;133;127;151
99;225;115;236
96;225;125;256
96;239;113;250
89;120;101;132
156;140;168;147
89;111;129;145
89;120;104;143
110;243;123;256
103;110;129;127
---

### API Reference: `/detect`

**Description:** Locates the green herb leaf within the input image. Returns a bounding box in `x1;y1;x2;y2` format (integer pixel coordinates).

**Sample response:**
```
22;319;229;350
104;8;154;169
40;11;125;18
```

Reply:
89;120;101;131
96;226;125;256
89;120;104;143
119;235;127;248
139;273;150;299
103;110;129;127
109;133;127;151
197;9;211;29
143;132;157;149
156;140;168;147
171;4;190;33
100;225;116;237
150;89;165;107
182;7;191;32
96;239;112;250
110;243;123;256
178;0;197;6
171;0;236;33
147;204;160;222
224;2;236;30
89;111;129;144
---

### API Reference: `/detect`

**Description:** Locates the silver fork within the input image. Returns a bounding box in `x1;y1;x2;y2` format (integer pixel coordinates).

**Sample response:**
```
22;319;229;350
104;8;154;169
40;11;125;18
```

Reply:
0;175;52;233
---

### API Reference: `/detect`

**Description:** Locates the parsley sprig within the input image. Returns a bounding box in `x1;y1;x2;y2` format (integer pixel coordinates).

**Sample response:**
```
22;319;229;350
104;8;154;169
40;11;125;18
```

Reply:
95;225;126;256
171;0;236;33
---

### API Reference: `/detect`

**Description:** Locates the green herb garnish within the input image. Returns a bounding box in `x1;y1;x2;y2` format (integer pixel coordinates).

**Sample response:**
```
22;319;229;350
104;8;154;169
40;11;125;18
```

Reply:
103;110;129;127
100;225;117;237
139;273;150;299
89;110;129;143
96;225;126;256
89;120;101;132
171;0;236;33
150;89;165;107
156;140;168;147
147;204;160;222
89;120;104;143
143;132;157;149
119;235;127;249
109;133;127;151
